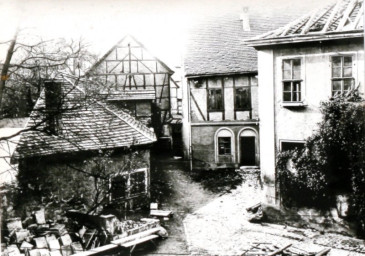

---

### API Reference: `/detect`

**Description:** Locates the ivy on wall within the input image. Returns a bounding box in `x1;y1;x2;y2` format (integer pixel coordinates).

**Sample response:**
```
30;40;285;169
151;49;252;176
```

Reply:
277;93;365;237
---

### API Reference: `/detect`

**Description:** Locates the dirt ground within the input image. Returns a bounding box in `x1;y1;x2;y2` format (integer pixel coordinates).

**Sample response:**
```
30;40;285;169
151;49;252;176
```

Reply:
183;171;365;256
134;156;216;256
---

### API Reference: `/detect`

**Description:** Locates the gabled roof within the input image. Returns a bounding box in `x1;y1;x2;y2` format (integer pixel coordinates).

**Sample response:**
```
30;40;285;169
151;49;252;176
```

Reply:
184;10;302;77
247;0;364;47
14;80;156;159
87;35;173;76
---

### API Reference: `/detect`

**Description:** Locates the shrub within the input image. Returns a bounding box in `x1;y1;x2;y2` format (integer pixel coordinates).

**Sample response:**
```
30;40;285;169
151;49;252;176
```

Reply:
277;96;365;236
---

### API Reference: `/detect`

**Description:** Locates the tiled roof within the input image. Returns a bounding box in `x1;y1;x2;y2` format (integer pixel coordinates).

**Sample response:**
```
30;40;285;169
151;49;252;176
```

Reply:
248;0;364;46
184;10;301;77
14;81;156;159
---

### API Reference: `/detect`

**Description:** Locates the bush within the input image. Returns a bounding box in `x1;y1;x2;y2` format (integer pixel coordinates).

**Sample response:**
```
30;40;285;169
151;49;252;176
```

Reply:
277;96;365;236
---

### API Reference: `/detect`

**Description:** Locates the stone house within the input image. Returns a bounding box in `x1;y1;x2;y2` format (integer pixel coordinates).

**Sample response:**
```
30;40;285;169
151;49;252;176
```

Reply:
12;78;157;210
182;8;297;170
247;0;364;204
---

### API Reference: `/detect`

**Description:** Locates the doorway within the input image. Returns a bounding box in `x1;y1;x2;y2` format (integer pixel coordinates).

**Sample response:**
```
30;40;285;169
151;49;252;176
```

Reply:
240;136;256;166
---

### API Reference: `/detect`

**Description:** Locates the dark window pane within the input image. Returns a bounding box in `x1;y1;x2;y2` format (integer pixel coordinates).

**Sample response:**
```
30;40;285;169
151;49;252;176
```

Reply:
235;88;251;110
111;175;127;199
293;59;301;69
283;82;291;91
208;89;223;110
332;57;342;67
281;142;305;152
344;56;352;66
332;80;341;91
283;92;292;102
218;137;231;155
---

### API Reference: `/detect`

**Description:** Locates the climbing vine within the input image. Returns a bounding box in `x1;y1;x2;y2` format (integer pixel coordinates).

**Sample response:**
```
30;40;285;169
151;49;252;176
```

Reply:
277;94;365;236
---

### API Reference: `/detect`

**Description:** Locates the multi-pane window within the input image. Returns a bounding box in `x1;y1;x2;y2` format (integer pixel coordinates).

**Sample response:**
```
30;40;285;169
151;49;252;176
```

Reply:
331;56;354;97
208;89;223;111
282;59;302;102
235;87;251;110
218;137;231;155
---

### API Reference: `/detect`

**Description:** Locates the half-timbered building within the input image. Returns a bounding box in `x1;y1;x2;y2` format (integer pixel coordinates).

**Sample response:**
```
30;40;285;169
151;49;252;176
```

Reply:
86;35;181;152
182;8;296;170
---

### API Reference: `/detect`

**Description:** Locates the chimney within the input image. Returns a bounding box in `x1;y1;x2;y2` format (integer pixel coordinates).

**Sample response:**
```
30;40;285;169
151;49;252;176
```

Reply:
240;7;251;32
44;80;62;135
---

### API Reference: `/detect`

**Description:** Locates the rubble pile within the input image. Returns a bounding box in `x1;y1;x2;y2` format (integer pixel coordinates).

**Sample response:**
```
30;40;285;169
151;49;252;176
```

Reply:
2;209;164;256
242;243;328;256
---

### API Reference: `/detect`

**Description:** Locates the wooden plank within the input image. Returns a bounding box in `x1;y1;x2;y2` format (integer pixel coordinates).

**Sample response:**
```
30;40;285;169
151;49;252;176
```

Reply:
315;248;331;256
322;1;341;32
150;210;172;217
111;227;161;245
337;0;358;31
351;0;364;30
121;234;159;248
267;244;292;256
190;90;206;121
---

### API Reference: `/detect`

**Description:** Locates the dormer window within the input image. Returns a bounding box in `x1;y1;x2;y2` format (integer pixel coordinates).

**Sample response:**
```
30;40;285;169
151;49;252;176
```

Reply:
331;56;354;97
282;59;302;102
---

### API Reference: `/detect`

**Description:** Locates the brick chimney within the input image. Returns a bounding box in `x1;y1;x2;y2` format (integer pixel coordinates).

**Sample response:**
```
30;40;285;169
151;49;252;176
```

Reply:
44;80;62;135
240;7;251;32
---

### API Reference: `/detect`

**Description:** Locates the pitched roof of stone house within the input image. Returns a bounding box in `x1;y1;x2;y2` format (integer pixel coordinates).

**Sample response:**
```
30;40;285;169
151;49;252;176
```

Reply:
247;0;364;47
13;80;156;160
184;9;302;77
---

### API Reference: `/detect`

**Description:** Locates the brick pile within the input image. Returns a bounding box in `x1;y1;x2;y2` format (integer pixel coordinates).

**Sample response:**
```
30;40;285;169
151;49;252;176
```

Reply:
2;209;161;256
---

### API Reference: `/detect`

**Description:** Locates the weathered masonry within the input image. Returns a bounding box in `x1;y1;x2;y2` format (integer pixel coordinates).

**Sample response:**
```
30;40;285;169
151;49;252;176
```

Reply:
86;35;181;151
13;79;157;210
182;8;296;170
247;0;364;204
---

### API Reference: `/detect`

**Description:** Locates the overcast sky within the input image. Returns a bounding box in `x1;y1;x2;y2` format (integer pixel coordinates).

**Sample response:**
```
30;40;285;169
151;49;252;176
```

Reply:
1;0;335;68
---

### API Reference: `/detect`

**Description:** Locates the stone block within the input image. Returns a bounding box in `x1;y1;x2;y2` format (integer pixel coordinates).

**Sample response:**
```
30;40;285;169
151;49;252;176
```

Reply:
7;218;23;232
59;234;72;246
70;242;83;254
34;237;48;249
60;245;72;256
34;209;46;225
15;230;30;243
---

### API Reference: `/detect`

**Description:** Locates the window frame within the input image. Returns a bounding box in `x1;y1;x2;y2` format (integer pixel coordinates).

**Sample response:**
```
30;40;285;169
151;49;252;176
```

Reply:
207;88;224;112
218;136;232;156
282;58;303;103
234;86;252;111
280;140;305;152
109;168;148;201
331;55;354;97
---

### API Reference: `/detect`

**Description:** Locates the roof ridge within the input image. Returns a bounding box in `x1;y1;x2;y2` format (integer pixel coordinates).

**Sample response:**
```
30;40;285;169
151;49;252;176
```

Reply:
98;102;157;143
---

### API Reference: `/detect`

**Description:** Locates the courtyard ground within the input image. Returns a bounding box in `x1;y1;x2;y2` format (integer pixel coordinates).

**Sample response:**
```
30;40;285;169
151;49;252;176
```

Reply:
134;155;216;256
183;171;365;256
132;155;365;256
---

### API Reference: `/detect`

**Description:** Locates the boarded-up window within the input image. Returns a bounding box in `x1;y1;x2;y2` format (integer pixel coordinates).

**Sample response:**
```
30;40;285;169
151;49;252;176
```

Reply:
208;89;223;111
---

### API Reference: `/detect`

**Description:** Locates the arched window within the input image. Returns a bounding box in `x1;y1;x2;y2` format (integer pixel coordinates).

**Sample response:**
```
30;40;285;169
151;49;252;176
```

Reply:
215;128;235;163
